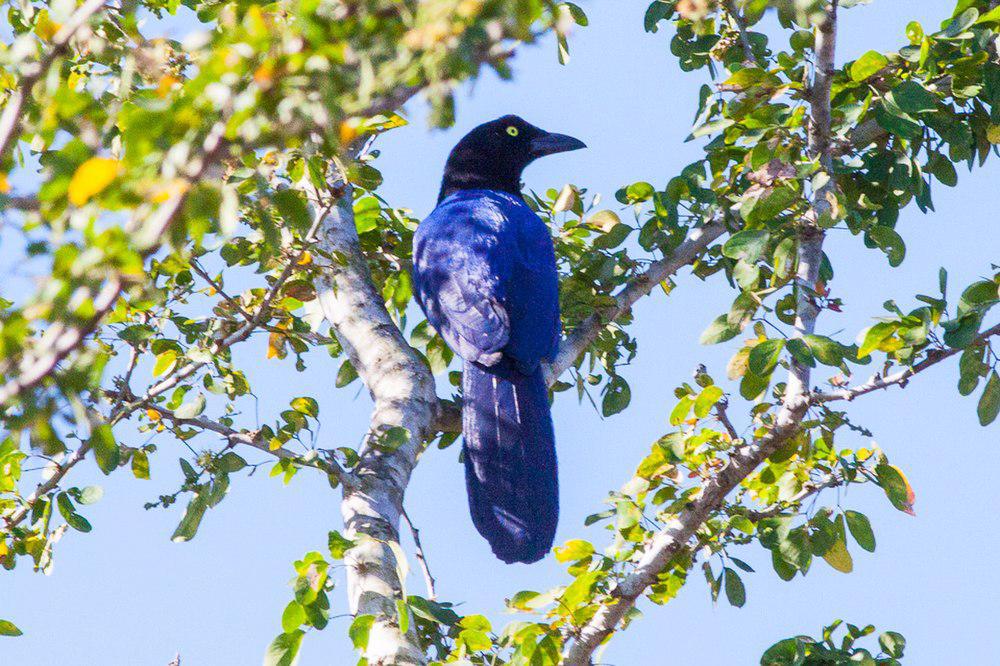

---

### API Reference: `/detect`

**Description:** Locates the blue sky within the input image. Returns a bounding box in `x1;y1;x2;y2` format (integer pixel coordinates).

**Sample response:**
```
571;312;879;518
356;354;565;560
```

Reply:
3;1;998;664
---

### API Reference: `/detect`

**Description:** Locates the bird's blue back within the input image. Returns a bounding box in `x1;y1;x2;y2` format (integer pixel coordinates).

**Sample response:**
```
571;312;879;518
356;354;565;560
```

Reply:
413;189;559;373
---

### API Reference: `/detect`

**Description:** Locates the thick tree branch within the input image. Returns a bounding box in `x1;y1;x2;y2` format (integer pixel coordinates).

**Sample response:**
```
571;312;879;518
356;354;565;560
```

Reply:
311;180;437;665
563;6;838;662
814;322;1000;403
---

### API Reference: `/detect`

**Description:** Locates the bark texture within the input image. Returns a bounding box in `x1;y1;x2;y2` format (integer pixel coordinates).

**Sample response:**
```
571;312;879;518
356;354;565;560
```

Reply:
315;186;437;665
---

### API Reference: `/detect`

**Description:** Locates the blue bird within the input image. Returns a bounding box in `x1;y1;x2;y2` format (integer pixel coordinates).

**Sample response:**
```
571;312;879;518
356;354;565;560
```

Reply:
412;115;585;564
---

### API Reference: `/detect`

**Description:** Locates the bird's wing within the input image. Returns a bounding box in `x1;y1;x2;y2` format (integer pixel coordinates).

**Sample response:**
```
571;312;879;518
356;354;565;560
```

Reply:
413;197;513;365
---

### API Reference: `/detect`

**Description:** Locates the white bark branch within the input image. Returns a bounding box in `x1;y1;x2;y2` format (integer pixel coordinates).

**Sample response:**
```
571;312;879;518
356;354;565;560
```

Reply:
312;182;437;666
549;219;727;380
563;6;839;661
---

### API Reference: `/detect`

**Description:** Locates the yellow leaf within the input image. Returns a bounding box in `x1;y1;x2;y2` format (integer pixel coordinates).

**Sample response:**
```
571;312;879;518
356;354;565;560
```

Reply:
339;119;360;145
297;251;312;266
0;172;9;194
156;75;179;98
35;10;61;42
68;158;120;206
146;408;161;421
988;124;1000;145
267;332;285;359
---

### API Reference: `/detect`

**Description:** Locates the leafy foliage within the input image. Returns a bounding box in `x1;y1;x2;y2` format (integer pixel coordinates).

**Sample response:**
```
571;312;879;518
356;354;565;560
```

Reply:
0;0;997;663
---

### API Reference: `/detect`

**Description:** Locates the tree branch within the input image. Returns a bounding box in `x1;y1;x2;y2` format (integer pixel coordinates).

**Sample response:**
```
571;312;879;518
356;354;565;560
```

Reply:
814;322;1000;404
401;507;437;600
549;220;726;382
0;123;227;410
562;5;838;661
0;0;107;161
310;178;437;665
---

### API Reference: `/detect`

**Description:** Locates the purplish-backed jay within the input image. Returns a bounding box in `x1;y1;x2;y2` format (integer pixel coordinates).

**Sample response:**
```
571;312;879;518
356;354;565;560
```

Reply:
412;115;585;563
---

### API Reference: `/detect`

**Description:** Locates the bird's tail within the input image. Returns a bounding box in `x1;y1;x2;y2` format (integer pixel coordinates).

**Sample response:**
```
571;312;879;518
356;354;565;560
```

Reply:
461;360;558;564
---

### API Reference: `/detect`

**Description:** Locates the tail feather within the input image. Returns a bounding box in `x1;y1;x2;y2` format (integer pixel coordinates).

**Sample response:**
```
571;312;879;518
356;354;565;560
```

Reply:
462;361;558;564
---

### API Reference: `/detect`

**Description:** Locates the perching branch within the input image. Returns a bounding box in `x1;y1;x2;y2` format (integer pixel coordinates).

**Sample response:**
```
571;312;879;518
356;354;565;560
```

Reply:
310;177;438;665
814;322;1000;404
562;5;839;662
549;219;727;380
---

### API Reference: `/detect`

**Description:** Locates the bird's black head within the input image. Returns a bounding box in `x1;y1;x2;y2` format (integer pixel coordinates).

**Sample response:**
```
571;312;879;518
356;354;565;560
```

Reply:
438;115;586;202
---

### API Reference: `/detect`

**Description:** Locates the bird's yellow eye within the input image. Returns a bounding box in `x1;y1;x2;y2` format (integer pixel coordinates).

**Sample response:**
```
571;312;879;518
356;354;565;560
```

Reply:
506;126;519;137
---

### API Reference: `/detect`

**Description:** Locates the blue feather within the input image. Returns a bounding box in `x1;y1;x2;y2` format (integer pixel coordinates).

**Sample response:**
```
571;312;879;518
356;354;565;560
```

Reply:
413;189;561;563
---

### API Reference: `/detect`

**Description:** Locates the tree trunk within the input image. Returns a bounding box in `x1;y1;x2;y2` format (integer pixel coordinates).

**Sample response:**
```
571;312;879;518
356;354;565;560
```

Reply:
315;188;437;666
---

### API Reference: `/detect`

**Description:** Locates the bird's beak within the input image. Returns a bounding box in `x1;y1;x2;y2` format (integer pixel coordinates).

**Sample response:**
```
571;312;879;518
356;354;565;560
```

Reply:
529;132;587;159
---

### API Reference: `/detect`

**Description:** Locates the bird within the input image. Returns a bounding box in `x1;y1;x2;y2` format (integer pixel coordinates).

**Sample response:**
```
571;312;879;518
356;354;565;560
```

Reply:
412;115;585;564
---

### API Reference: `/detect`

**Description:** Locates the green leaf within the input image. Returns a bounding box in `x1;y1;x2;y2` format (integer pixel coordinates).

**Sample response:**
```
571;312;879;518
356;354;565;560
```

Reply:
857;322;897;358
978;371;1000;426
722;230;770;263
943;313;982;349
693;385;724;418
802;334;842;366
700;314;742;345
868;226;906;267
669;396;694;426
290;397;319;417
748;339;785;376
349;614;375;651
376;426;410;452
822;534;853;573
328;530;355;559
273;189;312;233
171;494;208;542
131;449;150;479
281;601;307;633
460;628;492;652
879;631;906;658
89;424;120;475
601;376;631;417
844;510;876;552
554;539;594;562
850;51;889;81
876;463;916;515
888;81;937;114
760;638;798;664
644;0;674;32
152;350;178;377
56;492;92;532
723;568;746;608
264;630;304;666
218;451;247;473
174;393;206;419
0;620;22;637
336;360;358;387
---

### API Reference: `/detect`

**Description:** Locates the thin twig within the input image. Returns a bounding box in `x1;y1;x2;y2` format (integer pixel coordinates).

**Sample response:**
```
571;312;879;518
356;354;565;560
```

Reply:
400;507;436;600
814;323;1000;403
